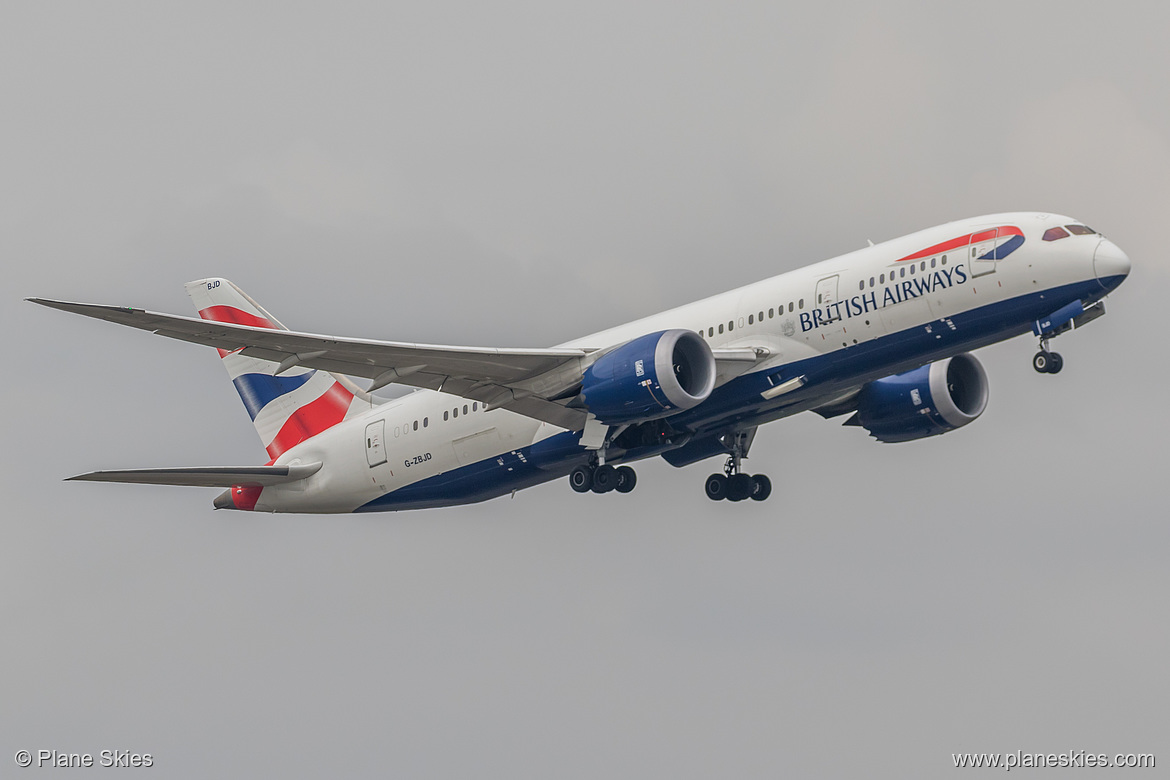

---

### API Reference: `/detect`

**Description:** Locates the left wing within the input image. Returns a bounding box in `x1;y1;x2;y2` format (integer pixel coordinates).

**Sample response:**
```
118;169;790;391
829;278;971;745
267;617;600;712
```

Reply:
28;298;592;429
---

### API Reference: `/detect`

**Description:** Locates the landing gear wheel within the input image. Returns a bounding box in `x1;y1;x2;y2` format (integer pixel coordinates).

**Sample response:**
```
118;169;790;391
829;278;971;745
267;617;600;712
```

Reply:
569;465;593;493
728;473;754;502
750;474;772;501
705;473;728;501
592;464;617;493
1047;352;1064;374
615;466;637;493
1033;351;1051;373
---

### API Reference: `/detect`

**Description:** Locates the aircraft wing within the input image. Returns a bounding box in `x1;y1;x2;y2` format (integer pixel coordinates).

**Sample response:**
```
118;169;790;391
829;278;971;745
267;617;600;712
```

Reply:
29;298;592;429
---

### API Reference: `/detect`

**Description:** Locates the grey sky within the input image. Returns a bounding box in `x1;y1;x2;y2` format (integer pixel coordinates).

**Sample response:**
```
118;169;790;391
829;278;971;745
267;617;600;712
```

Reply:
2;2;1168;777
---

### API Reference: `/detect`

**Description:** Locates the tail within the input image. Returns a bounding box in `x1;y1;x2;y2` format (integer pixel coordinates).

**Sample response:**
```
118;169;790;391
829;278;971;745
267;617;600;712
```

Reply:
185;278;372;461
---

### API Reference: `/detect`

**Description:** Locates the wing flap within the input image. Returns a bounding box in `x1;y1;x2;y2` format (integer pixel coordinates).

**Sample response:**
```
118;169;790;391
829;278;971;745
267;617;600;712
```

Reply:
67;463;323;488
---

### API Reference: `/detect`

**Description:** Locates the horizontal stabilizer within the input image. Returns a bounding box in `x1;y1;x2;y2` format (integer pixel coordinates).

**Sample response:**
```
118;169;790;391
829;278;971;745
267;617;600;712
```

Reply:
66;463;322;488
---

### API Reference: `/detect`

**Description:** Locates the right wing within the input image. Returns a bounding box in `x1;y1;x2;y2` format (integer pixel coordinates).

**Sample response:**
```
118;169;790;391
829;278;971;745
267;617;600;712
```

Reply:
28;298;593;429
28;298;777;431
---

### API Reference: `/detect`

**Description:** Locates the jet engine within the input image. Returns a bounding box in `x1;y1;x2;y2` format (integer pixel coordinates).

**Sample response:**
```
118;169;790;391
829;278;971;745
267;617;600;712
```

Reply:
581;329;716;425
847;353;989;443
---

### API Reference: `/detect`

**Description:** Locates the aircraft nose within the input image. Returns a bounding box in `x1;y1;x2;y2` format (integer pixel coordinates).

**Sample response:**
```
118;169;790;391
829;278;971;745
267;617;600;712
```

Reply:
1093;238;1131;292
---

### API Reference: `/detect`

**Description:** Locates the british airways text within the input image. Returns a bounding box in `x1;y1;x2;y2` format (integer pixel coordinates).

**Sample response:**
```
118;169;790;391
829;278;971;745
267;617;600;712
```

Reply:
800;263;969;332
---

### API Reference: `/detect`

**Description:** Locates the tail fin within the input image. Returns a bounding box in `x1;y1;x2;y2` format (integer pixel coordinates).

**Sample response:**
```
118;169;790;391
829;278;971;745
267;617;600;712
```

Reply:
185;278;371;461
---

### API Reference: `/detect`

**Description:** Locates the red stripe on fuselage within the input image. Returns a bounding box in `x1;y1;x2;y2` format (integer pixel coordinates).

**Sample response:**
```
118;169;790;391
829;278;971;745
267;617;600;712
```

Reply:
229;484;263;511
264;382;355;460
895;225;1023;263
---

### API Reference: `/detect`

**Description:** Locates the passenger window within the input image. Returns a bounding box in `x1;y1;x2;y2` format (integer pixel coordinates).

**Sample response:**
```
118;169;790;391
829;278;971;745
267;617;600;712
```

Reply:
858;280;864;291
768;308;774;318
1043;227;1070;241
718;323;724;334
931;258;936;268
463;405;469;415
394;426;400;437
413;420;419;431
869;277;875;287
910;264;915;275
900;267;906;278
758;310;764;321
920;261;926;272
728;321;734;332
941;254;947;264
453;407;458;419
880;273;885;283
738;317;744;328
798;299;803;310
443;411;449;421
423;417;429;427
708;327;714;337
748;314;754;325
472;403;478;412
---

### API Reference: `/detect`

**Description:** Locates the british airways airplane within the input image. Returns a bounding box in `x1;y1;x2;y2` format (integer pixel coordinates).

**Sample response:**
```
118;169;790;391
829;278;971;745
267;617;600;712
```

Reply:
29;212;1129;512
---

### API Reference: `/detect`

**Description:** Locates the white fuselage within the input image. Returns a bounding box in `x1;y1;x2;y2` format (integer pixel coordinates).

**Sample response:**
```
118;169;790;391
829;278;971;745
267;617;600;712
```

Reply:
256;212;1127;512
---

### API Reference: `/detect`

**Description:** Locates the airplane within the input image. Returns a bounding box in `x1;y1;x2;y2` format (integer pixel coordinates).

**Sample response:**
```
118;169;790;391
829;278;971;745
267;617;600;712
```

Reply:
28;212;1130;513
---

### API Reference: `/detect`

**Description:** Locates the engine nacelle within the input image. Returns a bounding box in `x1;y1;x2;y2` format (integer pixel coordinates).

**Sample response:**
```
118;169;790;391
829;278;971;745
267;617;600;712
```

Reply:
850;353;989;443
581;330;716;425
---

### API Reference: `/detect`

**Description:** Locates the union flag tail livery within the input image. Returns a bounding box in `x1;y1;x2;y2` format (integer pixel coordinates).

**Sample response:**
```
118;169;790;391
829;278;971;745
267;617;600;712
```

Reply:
185;278;372;461
30;212;1131;513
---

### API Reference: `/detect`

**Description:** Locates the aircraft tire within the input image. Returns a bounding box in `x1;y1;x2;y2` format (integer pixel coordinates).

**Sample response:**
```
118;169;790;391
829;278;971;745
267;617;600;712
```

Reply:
750;474;772;501
1048;352;1064;374
592;464;617;493
569;465;594;493
728;473;754;502
615;466;637;493
705;473;728;501
1033;351;1050;373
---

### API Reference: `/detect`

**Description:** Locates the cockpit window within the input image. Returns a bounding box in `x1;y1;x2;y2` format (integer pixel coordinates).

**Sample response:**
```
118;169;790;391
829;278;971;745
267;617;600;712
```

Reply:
1066;224;1096;235
1043;227;1069;241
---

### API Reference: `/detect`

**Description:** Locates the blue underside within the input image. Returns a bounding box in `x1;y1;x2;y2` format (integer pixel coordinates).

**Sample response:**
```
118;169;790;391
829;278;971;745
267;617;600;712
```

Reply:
355;275;1122;512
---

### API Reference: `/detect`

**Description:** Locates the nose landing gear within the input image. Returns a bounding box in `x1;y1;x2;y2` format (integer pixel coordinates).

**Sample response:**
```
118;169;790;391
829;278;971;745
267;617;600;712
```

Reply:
1033;337;1064;374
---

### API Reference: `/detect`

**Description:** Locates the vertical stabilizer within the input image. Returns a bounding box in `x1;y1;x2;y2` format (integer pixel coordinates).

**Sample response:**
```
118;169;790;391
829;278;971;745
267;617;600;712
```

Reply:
185;278;371;461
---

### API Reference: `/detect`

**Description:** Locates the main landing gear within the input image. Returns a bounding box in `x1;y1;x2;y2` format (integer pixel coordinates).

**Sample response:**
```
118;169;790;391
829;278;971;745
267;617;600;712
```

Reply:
568;462;637;495
1032;337;1064;374
705;432;772;502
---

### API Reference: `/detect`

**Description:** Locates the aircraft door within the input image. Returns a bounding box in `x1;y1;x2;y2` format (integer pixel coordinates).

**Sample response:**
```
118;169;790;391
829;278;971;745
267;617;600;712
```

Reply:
810;274;849;346
365;420;387;467
967;227;999;277
815;275;840;319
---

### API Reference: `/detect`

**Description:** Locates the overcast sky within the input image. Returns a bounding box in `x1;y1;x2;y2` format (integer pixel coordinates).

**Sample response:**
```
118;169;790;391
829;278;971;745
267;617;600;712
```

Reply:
3;2;1168;777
